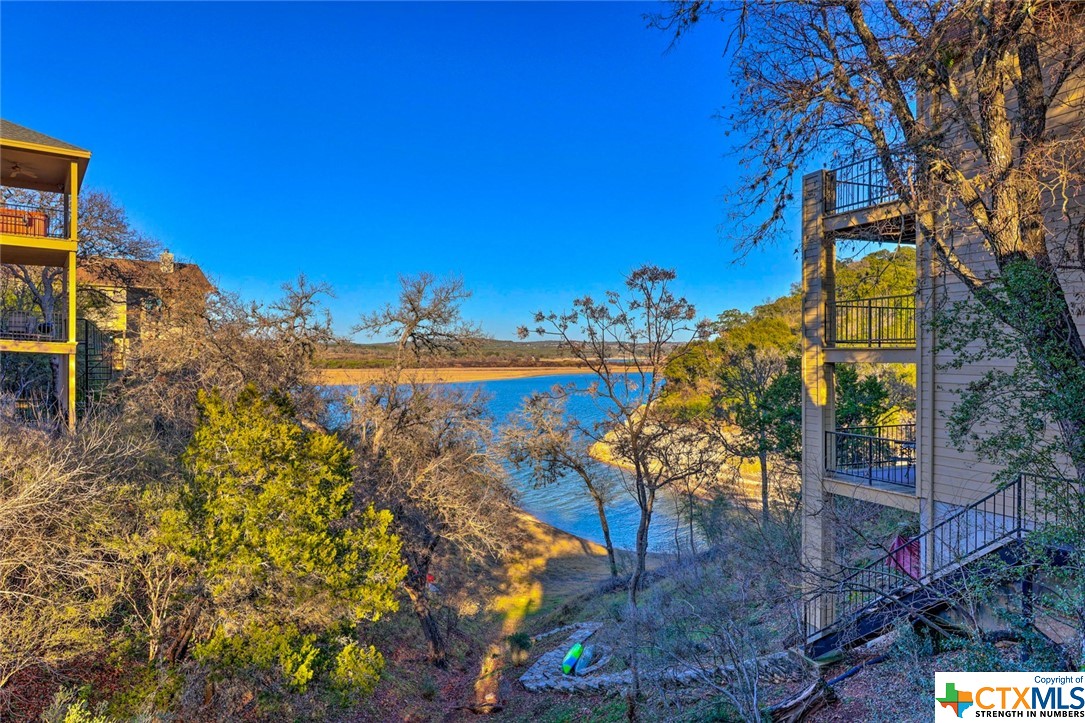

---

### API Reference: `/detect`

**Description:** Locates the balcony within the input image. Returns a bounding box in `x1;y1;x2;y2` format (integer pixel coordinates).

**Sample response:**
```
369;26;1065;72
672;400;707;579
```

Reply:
0;193;75;266
1;309;68;343
826;423;915;491
825;154;911;216
0;200;69;240
828;294;915;348
822;154;916;244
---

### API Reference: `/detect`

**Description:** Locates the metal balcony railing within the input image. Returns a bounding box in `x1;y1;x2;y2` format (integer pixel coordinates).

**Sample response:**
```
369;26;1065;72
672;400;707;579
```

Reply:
825;154;913;215
828;293;916;347
826;423;916;489
805;473;1077;640
0;310;68;342
0;201;68;239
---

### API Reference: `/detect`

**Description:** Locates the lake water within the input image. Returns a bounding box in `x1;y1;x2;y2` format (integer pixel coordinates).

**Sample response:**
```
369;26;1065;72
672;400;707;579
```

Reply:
448;373;689;553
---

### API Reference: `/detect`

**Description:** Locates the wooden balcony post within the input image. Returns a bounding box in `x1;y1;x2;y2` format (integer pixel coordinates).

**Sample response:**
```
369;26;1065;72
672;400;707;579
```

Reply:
65;160;79;430
69;160;79;243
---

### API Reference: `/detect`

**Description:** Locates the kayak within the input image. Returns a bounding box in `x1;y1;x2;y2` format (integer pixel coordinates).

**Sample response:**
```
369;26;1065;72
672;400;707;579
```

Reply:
574;645;594;675
561;643;583;675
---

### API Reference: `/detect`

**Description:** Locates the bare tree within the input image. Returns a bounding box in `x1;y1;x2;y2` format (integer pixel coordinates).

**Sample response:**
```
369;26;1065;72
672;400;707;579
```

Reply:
521;265;719;715
77;189;160;261
521;265;715;600
346;274;514;667
0;412;148;697
120;275;336;450
354;272;482;364
502;393;621;577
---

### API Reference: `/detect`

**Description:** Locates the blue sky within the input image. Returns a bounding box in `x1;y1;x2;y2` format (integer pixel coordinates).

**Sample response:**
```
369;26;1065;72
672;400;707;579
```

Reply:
1;2;800;339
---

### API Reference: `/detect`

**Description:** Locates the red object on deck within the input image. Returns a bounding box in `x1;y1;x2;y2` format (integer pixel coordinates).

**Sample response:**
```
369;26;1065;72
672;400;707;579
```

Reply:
0;208;49;237
889;534;920;579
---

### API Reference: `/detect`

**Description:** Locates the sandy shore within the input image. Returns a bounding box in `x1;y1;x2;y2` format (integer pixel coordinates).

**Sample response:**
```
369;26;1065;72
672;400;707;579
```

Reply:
317;366;615;385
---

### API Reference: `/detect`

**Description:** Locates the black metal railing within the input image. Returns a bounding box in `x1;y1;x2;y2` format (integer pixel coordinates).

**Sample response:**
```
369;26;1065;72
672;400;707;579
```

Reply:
825;154;913;215
805;473;1078;640
0;201;68;239
828;293;916;347
826;423;916;489
76;318;119;414
0;309;68;342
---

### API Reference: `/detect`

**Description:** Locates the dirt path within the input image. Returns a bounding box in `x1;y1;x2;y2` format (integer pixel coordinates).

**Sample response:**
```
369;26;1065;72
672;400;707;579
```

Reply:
468;513;616;713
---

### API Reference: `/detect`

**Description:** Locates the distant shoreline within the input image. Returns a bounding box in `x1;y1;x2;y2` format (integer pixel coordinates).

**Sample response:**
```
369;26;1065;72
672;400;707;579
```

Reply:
316;366;622;385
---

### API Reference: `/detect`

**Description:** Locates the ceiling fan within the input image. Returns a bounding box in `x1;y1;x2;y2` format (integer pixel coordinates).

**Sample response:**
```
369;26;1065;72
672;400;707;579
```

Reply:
9;163;39;180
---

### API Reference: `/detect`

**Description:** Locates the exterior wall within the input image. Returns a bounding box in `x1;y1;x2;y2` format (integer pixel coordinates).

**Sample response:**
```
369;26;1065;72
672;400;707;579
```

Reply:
922;75;1085;509
80;284;128;334
800;170;834;630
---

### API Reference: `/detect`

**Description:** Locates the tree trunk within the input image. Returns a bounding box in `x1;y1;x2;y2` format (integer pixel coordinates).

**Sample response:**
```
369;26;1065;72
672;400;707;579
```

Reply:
591;493;618;578
1013;265;1085;480
626;479;654;714
406;582;447;668
672;492;682;564
687;488;697;557
403;534;445;666
766;679;836;722
625;595;641;723
163;601;201;666
628;489;654;607
760;450;770;526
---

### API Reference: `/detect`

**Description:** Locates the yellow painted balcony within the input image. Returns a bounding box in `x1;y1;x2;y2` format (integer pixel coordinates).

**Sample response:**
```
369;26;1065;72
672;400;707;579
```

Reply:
1;199;70;240
0;190;76;266
1;309;68;343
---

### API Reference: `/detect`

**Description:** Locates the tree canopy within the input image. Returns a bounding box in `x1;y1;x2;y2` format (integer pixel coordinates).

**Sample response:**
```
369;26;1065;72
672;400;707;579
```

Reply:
180;387;404;695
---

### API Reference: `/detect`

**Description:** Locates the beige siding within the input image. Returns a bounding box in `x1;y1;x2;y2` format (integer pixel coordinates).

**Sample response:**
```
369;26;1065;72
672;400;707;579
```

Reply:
923;72;1085;509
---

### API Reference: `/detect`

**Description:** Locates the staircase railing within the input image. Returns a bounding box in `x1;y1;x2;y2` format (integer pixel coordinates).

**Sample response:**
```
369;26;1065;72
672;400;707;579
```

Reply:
76;318;118;414
804;473;1076;640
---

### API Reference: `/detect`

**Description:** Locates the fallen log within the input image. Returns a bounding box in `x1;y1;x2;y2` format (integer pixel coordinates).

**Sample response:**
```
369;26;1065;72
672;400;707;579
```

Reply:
766;679;836;723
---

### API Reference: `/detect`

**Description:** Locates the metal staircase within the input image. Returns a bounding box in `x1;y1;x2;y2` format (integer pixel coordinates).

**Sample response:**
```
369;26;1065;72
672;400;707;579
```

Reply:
76;317;118;415
804;473;1074;658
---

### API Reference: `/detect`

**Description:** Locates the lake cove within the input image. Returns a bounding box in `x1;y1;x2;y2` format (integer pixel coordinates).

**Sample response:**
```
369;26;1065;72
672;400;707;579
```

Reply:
331;372;694;552
449;373;692;553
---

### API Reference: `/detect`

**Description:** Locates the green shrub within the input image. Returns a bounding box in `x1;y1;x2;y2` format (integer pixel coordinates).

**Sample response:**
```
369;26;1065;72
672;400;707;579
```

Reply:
174;388;405;699
42;688;118;723
195;623;320;693
331;641;384;696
